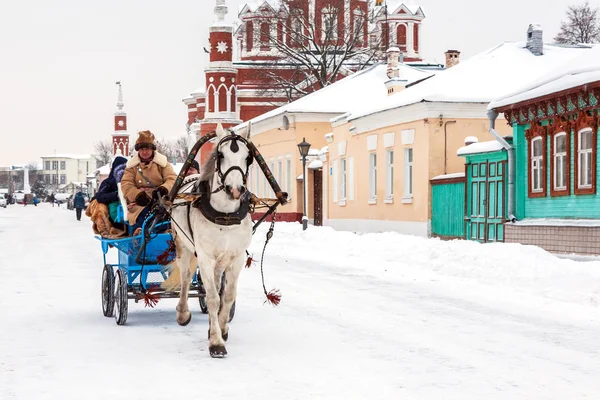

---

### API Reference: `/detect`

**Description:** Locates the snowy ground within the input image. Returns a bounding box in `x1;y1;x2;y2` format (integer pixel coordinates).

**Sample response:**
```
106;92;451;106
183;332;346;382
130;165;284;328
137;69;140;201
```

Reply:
1;203;600;399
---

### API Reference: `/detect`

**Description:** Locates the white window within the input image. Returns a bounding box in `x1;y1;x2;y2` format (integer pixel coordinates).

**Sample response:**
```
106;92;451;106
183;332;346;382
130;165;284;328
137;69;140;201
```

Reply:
60;161;66;170
353;9;364;42
340;157;347;201
263;174;268;198
531;137;543;192
385;150;394;199
277;158;283;188
52;161;58;170
60;174;66;185
322;6;338;40
285;157;291;194
45;161;50;170
369;153;377;201
254;162;260;196
403;148;413;197
578;128;593;188
553;133;567;191
269;160;275;196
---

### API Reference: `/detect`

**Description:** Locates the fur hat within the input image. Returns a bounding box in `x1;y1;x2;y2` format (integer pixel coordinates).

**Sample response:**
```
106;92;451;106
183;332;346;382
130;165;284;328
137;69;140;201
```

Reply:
134;130;156;151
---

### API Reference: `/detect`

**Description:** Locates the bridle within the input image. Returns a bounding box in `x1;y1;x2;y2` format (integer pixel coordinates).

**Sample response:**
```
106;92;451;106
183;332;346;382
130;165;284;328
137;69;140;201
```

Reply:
212;132;253;196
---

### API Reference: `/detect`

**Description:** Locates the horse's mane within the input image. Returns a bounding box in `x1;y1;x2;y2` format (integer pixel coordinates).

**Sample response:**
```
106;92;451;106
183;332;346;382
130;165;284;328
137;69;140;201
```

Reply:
198;147;217;182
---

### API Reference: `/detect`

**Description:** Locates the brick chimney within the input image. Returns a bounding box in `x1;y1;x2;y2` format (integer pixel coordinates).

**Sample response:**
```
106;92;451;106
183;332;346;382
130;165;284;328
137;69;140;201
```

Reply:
526;23;543;56
386;46;401;79
445;50;460;68
385;47;407;95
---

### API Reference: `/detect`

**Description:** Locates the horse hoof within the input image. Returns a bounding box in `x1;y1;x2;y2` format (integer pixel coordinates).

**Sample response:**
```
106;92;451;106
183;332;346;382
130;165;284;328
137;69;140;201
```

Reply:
177;312;192;326
222;331;228;341
209;344;227;358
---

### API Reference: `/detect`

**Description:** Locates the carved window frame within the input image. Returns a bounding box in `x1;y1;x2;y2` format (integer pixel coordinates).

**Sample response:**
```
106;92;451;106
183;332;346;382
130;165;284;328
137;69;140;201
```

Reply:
550;129;570;196
575;127;596;194
527;124;547;198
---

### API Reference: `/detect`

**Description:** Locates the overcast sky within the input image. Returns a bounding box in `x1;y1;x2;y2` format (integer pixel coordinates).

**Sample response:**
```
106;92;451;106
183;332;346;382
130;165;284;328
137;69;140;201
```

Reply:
0;0;579;165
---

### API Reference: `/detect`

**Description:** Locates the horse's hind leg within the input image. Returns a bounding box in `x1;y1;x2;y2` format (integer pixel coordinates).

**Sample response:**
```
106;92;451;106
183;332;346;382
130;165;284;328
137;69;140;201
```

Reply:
175;238;194;326
218;254;244;341
197;251;227;357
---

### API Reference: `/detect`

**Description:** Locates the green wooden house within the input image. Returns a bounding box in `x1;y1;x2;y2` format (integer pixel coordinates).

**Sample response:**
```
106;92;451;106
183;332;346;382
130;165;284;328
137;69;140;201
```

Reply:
456;139;508;242
487;46;600;255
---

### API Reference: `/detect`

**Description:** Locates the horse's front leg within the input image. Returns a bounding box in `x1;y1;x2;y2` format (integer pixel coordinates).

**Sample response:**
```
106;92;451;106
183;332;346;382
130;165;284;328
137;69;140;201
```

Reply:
197;250;226;357
218;254;244;342
175;238;194;326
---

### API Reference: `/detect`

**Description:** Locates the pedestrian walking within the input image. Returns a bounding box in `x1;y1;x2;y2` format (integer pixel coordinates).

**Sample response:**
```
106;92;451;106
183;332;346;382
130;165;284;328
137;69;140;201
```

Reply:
73;191;86;221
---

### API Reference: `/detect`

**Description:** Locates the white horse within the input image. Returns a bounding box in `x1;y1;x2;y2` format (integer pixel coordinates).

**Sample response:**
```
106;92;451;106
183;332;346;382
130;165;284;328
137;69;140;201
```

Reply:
170;123;253;358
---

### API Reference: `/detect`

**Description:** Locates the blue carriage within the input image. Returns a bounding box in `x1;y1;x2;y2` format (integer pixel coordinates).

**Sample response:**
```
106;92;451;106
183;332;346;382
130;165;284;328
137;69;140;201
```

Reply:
95;193;235;325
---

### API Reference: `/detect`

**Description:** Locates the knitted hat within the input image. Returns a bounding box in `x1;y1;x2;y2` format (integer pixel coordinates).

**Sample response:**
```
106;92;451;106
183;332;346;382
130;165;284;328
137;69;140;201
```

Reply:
191;160;200;171
134;130;156;151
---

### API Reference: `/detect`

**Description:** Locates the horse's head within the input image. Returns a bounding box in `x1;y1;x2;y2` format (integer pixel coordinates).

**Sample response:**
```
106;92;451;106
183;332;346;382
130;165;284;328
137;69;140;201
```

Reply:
213;123;253;200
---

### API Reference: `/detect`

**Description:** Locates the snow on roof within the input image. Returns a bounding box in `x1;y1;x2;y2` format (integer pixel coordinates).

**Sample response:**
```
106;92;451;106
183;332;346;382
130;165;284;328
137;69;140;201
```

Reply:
308;160;323;169
375;1;424;16
490;44;600;109
41;154;93;160
457;140;504;156
94;164;111;175
431;172;465;180
239;0;280;14
237;63;433;131
349;42;592;122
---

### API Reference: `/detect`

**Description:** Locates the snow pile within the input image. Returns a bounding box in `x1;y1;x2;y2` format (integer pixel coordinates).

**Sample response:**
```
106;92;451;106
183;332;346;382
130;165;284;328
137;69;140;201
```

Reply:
251;223;600;309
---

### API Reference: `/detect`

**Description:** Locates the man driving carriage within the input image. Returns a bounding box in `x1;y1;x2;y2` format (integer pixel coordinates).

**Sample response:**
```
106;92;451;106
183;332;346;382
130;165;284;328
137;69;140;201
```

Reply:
121;130;177;235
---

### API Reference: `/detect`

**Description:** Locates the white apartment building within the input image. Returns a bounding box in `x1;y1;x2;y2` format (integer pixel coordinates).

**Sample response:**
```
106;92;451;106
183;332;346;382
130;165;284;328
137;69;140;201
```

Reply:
39;154;96;192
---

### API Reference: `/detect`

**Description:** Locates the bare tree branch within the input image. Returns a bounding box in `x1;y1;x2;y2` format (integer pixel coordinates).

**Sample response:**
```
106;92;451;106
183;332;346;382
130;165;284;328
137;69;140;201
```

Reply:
94;141;113;166
554;1;600;44
246;0;382;102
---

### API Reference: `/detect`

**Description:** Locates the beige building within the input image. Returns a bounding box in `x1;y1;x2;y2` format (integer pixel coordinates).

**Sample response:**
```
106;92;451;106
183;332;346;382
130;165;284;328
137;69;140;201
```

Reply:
40;154;95;193
235;60;435;223
231;25;589;236
324;31;588;235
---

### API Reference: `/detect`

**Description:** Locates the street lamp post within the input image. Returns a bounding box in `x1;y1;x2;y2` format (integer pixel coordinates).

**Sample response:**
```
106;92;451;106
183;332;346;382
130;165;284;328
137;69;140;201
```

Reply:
297;137;311;231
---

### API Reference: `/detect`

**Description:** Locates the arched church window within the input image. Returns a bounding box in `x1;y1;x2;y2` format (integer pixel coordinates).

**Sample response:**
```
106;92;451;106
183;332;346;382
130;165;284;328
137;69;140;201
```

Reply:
246;21;254;51
397;24;407;51
352;8;365;44
260;22;270;48
321;6;338;41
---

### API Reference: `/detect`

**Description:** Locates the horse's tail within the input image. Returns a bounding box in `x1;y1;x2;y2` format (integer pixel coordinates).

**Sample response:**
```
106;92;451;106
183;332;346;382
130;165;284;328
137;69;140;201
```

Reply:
160;259;196;291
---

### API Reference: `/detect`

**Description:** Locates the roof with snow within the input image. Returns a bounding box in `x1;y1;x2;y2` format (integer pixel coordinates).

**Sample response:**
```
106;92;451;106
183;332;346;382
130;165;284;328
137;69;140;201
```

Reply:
236;62;433;131
347;42;592;122
40;154;94;160
375;1;425;17
489;44;600;109
457;140;505;156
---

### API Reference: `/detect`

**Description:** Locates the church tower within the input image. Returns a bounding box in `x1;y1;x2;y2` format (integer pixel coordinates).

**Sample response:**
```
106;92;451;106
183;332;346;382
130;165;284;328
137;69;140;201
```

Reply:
191;0;242;163
112;81;130;156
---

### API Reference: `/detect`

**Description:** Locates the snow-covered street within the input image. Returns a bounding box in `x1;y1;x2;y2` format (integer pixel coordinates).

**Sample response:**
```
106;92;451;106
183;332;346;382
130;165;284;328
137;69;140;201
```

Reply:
1;204;600;399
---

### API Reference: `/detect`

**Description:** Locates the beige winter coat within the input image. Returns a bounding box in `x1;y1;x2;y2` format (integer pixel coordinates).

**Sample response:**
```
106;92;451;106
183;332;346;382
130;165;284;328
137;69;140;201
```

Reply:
121;151;177;225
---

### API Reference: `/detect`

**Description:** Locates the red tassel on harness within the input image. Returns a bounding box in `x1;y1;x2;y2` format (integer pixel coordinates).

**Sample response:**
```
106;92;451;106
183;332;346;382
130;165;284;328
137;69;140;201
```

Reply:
138;286;161;308
264;289;281;306
157;239;177;265
245;255;256;269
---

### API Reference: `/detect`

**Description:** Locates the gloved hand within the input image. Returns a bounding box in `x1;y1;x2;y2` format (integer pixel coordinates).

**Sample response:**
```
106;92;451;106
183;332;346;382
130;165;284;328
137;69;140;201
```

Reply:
135;191;151;206
152;186;168;202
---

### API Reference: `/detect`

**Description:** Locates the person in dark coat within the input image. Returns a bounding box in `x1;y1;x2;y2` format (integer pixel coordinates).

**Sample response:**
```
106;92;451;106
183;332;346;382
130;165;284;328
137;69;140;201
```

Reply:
95;156;128;206
73;191;86;221
49;193;55;207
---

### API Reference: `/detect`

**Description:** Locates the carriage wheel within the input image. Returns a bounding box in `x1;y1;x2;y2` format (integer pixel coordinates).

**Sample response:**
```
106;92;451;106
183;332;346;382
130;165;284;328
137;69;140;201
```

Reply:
198;296;208;314
114;269;128;325
101;265;115;317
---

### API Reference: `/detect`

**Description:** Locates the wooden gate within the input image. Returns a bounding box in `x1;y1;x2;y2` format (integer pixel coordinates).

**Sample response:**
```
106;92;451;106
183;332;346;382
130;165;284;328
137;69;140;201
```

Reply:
465;157;507;242
430;175;465;239
313;169;323;226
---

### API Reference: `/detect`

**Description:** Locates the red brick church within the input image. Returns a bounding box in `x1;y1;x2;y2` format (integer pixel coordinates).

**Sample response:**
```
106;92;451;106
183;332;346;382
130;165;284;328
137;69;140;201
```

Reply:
184;0;425;161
